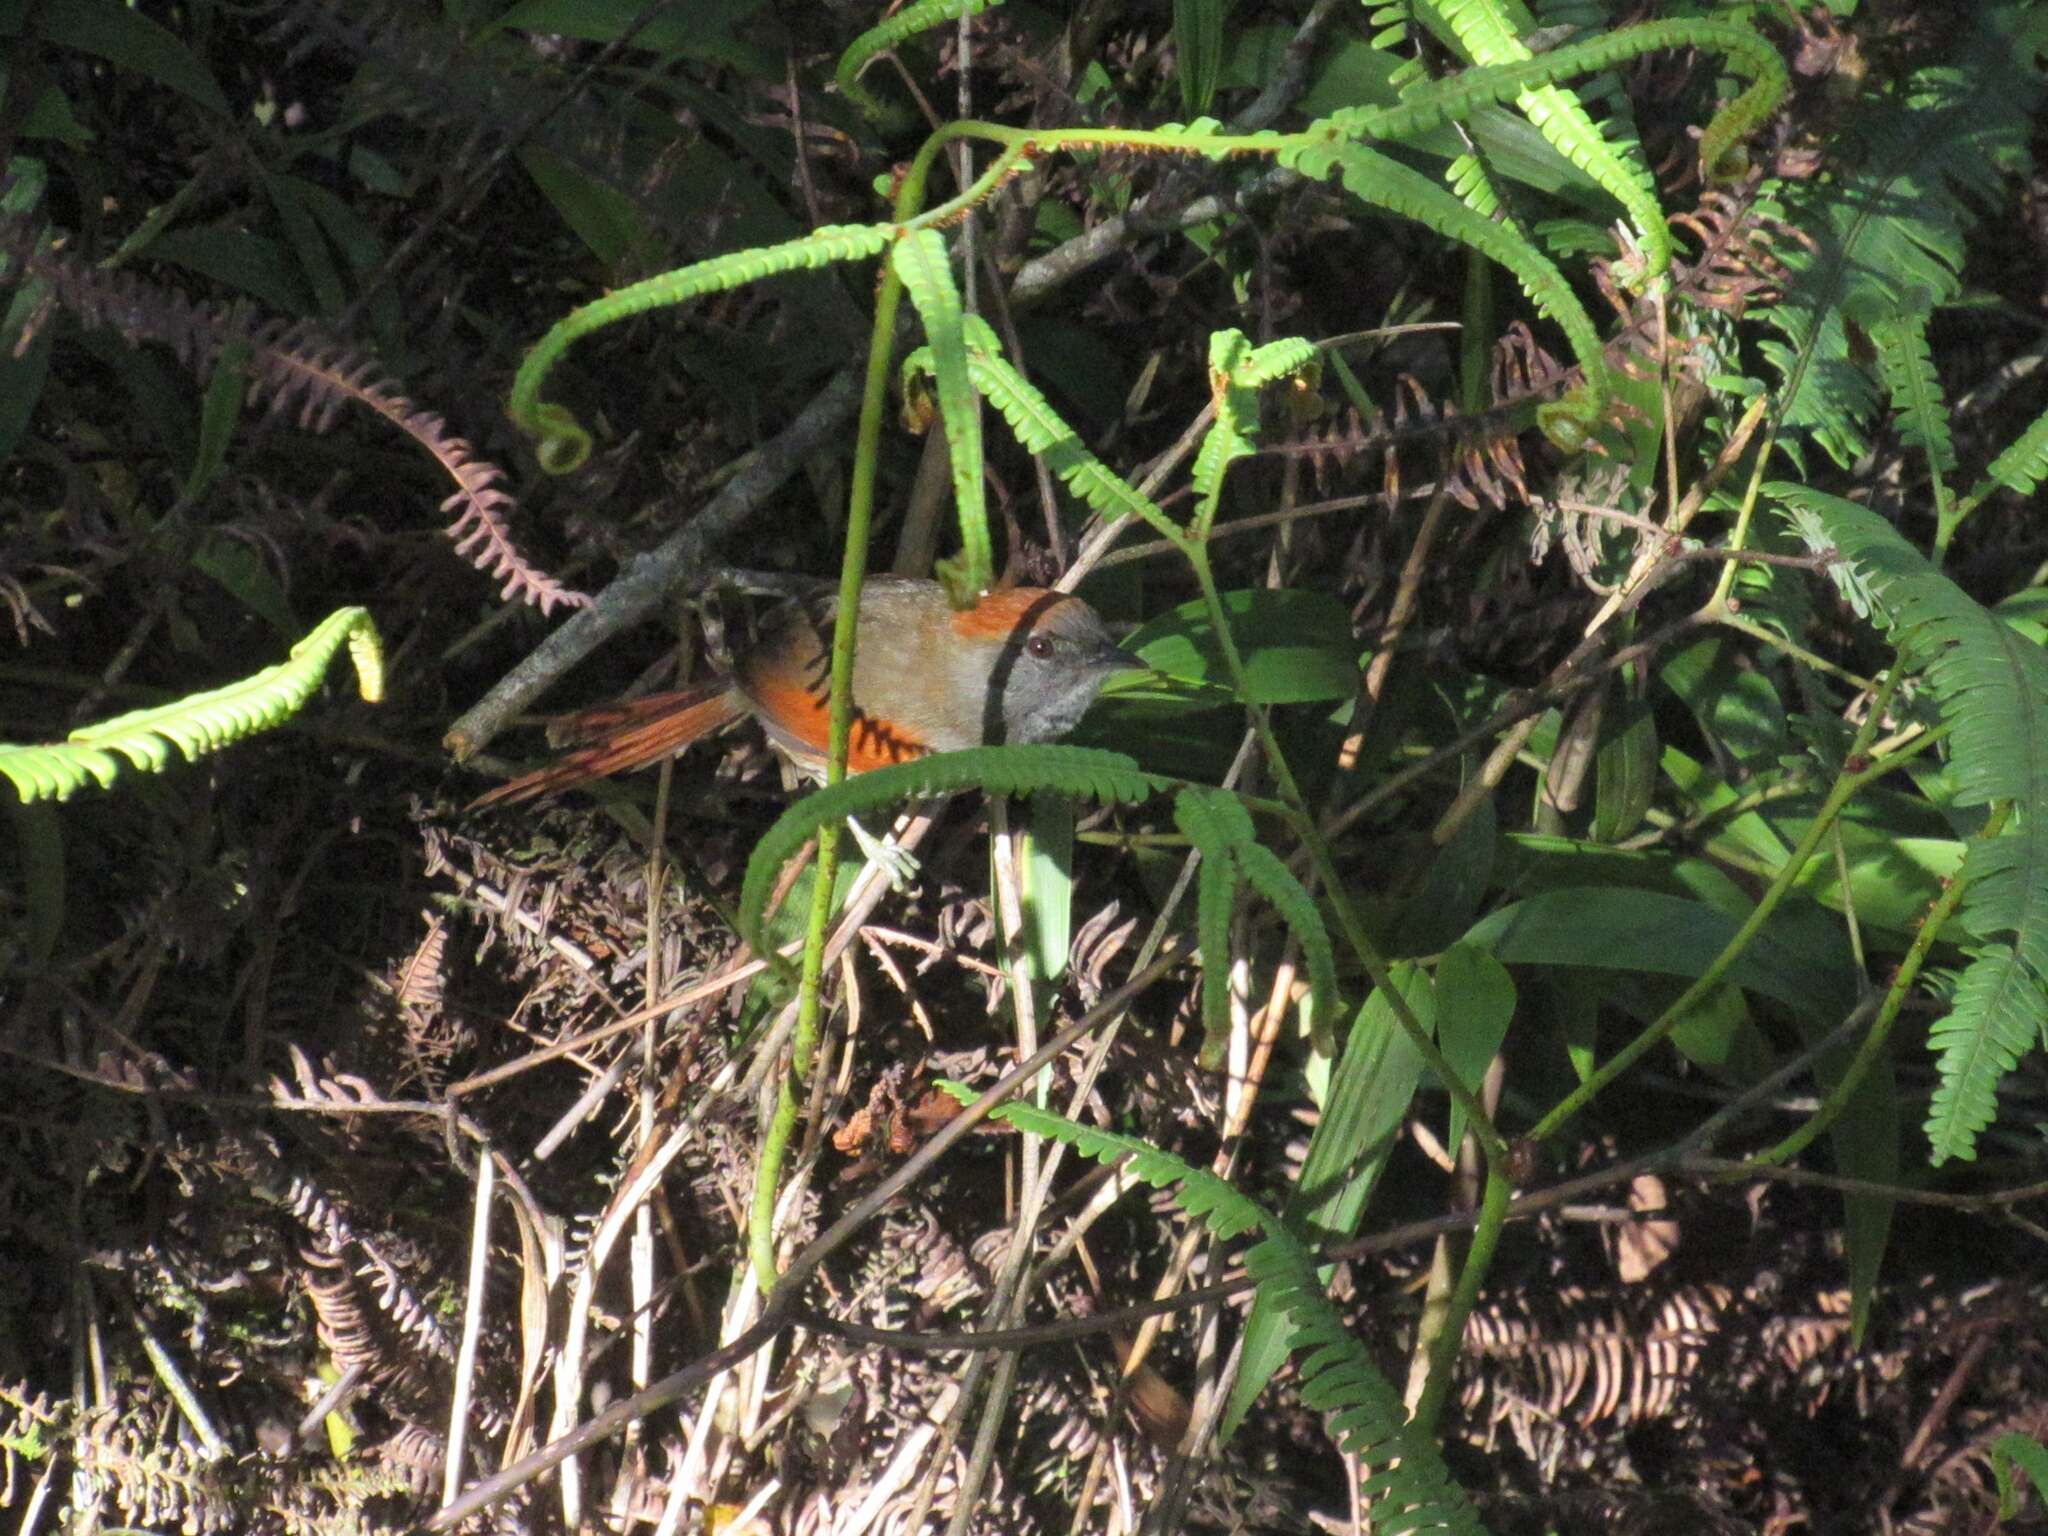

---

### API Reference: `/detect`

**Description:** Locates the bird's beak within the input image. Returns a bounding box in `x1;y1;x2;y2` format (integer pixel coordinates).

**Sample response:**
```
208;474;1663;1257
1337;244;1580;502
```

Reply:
1096;641;1147;672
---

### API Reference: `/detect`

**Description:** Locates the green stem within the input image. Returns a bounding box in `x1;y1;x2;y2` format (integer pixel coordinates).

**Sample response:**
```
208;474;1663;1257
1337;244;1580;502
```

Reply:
748;190;924;1295
1756;800;2009;1167
1183;545;1506;1168
1184;525;1521;1445
1411;1168;1510;1434
1709;608;1876;692
1528;667;1919;1146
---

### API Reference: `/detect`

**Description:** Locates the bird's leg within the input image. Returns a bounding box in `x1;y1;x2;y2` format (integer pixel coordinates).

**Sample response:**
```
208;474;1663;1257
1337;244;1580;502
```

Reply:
845;814;920;893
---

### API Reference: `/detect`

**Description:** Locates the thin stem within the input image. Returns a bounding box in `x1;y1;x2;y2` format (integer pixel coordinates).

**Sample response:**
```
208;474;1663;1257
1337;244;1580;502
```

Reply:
1183;543;1505;1167
1410;1168;1509;1434
1709;606;1878;692
1528;666;1920;1146
1756;801;2009;1167
748;182;920;1293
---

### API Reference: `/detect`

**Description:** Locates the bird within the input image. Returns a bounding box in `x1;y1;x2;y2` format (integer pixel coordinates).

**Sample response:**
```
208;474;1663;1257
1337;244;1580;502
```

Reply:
470;576;1142;809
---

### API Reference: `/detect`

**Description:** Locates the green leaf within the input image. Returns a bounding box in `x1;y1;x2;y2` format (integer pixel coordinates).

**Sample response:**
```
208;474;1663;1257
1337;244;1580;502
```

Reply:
1797;1011;1898;1341
1993;1431;2048;1521
0;232;53;461
38;0;230;117
1435;945;1514;1155
193;530;299;641
1658;747;1793;868
1665;983;1756;1074
185;337;249;504
1174;0;1227;115
1553;969;1600;1083
1126;589;1358;704
1590;697;1657;844
519;145;657;270
260;170;344;316
1392;783;1496;956
1658;637;1788;776
1019;795;1074;984
1462;887;1858;1023
142;226;307;314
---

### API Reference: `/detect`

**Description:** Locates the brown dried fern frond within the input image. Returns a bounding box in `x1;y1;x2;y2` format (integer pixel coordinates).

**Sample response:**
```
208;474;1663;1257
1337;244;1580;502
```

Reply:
1269;176;1790;514
0;222;589;615
0;1386;241;1535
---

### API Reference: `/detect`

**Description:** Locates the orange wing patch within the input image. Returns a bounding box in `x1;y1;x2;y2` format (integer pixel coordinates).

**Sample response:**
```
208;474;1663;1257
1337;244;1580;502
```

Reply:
744;670;929;774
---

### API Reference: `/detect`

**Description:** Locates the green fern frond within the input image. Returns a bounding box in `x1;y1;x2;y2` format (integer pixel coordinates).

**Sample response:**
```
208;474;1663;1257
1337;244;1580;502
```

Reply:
1872;314;1958;491
1425;0;1670;282
1193;329;1257;505
1241;336;1322;390
891;230;991;593
1444;151;1505;221
1329;18;1784;190
737;745;1166;953
1925;945;2043;1163
1758;26;2035;470
1362;1;1425;88
1172;787;1341;1061
970;353;1179;539
1236;840;1341;1054
1176;786;1253;1066
935;1091;1490;1535
1966;401;2048;508
836;0;1005;127
1191;330;1326;507
0;607;383;803
1772;485;2048;1161
1278;138;1606;443
508;223;894;471
901;320;1181;542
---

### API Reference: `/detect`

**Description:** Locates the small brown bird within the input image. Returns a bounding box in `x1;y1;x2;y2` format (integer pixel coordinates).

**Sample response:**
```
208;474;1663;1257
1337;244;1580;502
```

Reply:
472;576;1140;807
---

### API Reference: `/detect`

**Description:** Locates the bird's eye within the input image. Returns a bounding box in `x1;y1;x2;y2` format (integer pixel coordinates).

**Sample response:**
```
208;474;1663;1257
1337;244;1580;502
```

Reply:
1026;634;1056;660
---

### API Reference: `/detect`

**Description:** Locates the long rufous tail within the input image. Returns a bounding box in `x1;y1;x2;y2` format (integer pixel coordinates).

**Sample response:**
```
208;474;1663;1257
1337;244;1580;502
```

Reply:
467;683;747;809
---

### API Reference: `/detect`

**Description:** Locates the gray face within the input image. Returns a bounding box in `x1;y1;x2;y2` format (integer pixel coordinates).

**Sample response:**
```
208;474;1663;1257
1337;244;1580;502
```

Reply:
985;598;1143;746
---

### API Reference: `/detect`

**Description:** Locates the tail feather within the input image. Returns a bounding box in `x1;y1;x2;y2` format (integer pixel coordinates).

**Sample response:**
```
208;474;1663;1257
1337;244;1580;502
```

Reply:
468;684;747;809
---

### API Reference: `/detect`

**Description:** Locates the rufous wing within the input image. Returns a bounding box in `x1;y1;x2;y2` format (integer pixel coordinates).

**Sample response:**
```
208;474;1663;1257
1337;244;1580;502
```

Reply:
467;683;747;809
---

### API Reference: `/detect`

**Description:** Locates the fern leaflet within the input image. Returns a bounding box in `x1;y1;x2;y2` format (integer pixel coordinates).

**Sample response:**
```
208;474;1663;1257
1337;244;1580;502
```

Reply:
836;0;1005;126
1425;0;1670;283
0;607;383;803
509;224;893;471
1773;485;2048;1161
1967;402;2048;508
891;230;991;593
737;746;1166;954
1870;312;1959;546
